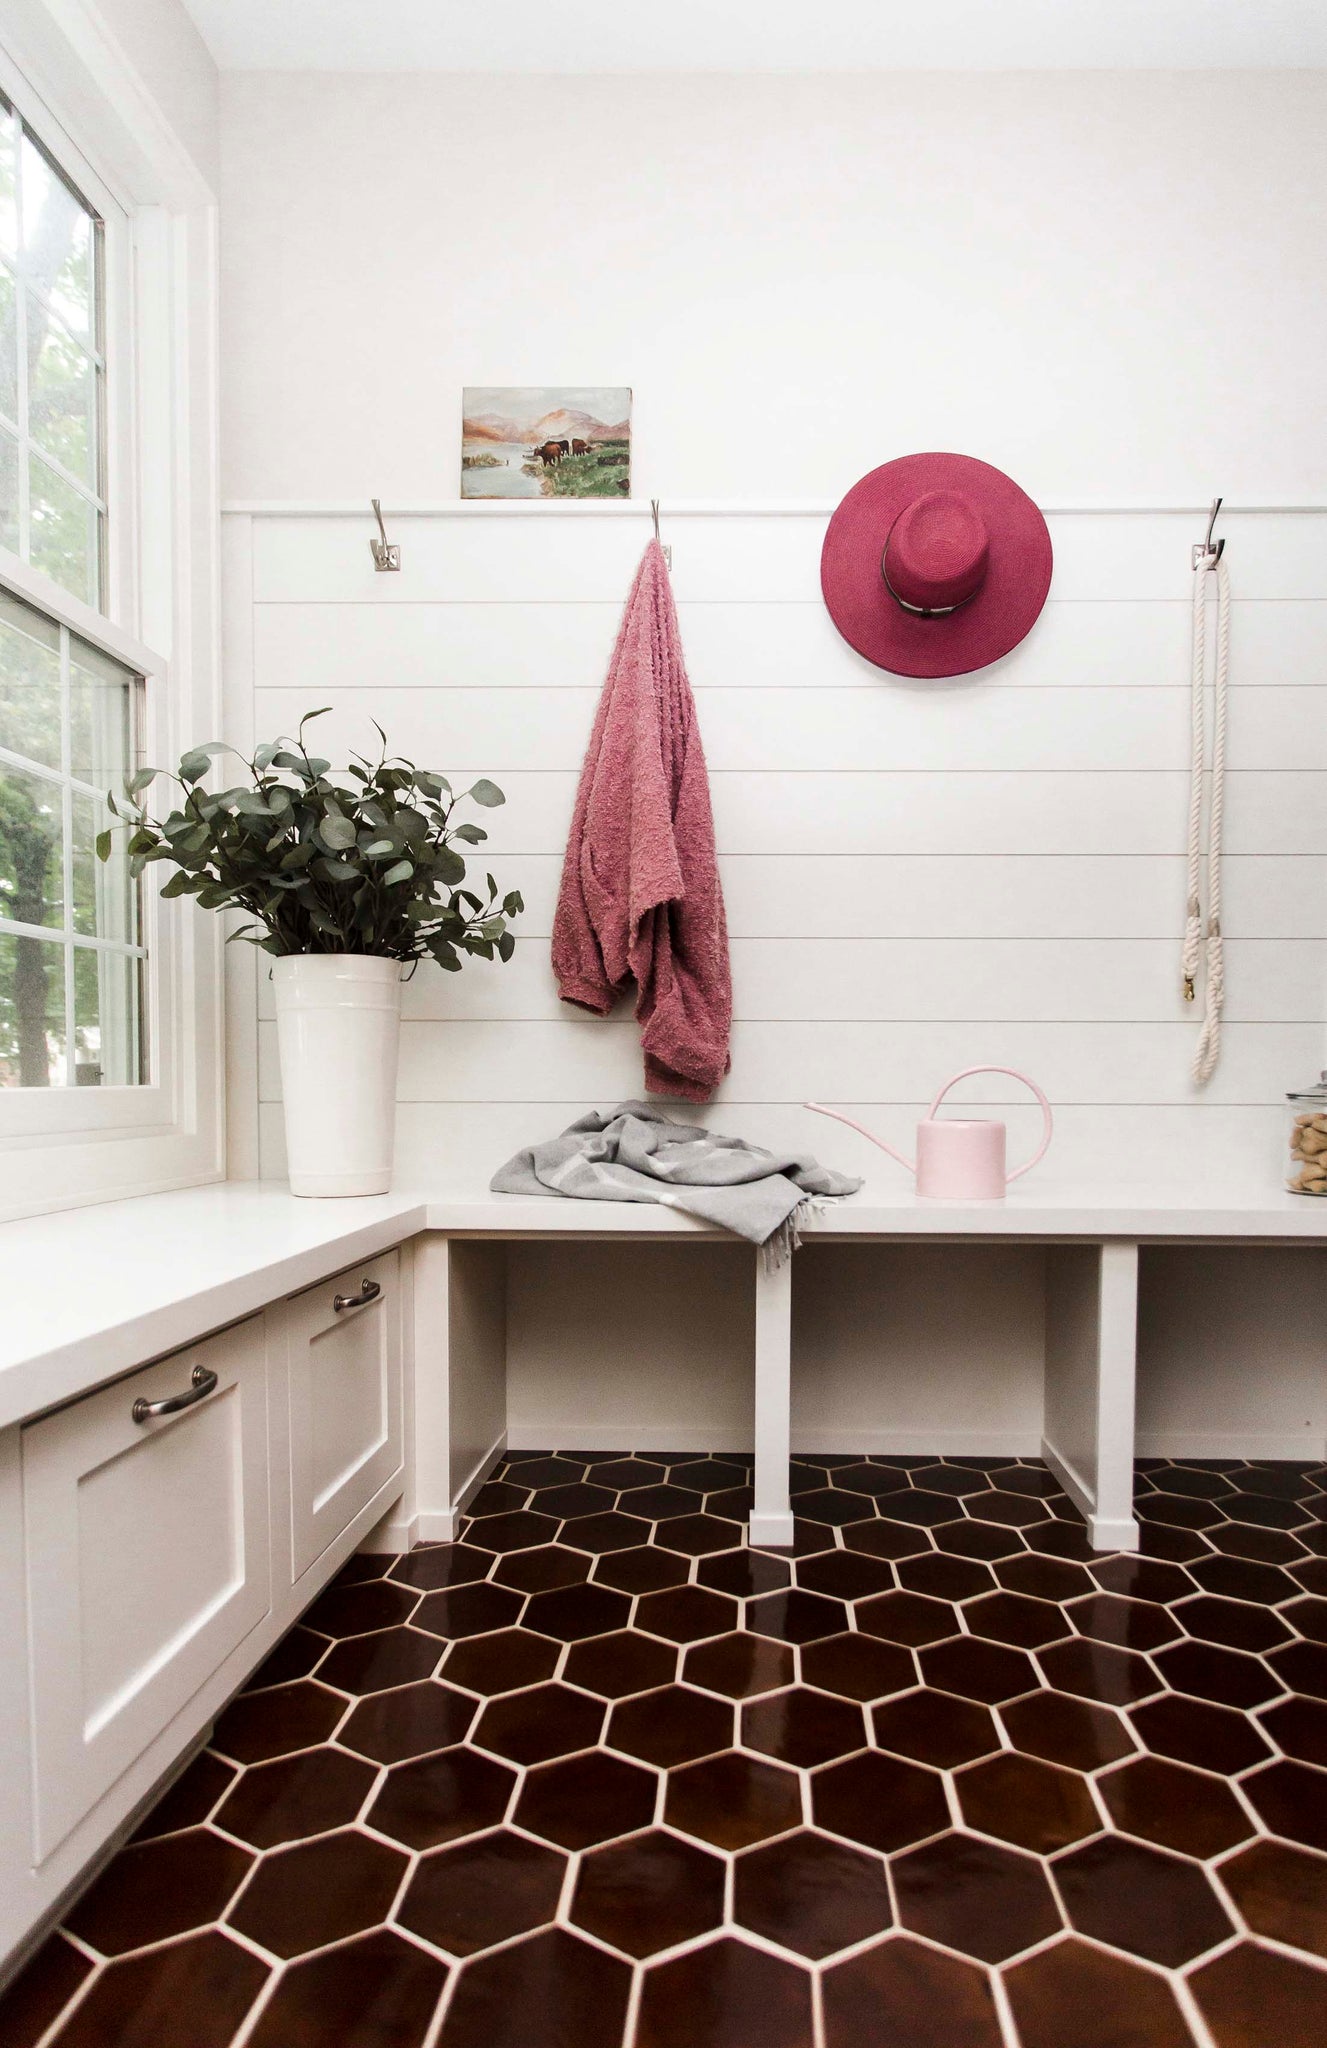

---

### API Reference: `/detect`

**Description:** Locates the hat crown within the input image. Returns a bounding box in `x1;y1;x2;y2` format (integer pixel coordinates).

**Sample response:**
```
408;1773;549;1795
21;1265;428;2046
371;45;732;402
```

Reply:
884;490;990;614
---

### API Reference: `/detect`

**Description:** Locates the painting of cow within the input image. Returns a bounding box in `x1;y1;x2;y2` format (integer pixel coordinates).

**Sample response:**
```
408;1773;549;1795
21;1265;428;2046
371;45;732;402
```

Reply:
461;387;632;498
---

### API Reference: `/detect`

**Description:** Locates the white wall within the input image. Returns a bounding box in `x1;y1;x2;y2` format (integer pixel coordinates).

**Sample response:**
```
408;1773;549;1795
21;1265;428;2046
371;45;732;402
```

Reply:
218;70;1327;502
95;0;218;185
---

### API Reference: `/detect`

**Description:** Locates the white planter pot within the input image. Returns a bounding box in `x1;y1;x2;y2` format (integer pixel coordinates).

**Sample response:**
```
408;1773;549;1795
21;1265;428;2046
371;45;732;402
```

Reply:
272;955;402;1197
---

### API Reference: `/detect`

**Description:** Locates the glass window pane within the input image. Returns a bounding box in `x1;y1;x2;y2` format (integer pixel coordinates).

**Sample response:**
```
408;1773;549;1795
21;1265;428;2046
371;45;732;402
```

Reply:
0;764;64;927
0;587;62;767
0;929;64;1086
0;262;15;424
20;131;92;341
69;634;133;786
72;789;133;944
28;453;97;606
27;298;95;485
0;424;16;555
74;944;137;1086
0;100;15;257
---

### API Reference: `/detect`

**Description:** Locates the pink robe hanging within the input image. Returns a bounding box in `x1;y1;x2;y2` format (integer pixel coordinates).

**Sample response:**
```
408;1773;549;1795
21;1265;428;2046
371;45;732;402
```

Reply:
552;539;732;1101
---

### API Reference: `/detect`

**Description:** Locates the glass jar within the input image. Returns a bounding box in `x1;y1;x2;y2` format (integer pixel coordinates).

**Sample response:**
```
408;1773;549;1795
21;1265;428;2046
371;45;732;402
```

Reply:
1287;1072;1327;1195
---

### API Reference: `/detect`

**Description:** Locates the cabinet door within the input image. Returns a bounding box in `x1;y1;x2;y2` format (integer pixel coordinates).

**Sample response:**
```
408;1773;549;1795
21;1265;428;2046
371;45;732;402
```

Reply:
23;1317;270;1861
287;1250;401;1580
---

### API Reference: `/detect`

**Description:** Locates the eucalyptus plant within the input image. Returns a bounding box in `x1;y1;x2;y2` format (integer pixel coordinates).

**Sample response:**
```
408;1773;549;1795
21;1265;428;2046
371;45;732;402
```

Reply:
97;711;523;969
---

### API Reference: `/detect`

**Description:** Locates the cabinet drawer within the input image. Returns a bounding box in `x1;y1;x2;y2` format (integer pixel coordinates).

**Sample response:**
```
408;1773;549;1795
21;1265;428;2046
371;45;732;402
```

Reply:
22;1317;270;1861
287;1250;401;1580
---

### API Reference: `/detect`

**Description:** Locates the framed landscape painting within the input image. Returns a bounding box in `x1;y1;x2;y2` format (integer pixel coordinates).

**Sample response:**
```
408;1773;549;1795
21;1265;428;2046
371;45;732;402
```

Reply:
461;387;631;499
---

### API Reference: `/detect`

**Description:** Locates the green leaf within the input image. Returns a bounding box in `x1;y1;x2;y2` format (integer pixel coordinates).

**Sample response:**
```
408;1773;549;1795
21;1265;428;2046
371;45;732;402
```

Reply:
95;829;112;861
127;767;158;795
179;750;212;785
498;931;515;962
319;815;358;851
159;870;195;898
382;860;414;887
468;778;505;808
363;838;396;858
451;821;486;844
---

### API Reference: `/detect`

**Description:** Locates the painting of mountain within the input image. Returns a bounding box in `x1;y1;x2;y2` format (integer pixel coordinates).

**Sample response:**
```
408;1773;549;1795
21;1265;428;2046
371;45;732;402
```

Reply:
461;387;631;499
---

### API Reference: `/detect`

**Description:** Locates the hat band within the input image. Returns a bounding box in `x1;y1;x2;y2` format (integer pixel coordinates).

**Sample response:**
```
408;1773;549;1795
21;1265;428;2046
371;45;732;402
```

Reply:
880;538;983;619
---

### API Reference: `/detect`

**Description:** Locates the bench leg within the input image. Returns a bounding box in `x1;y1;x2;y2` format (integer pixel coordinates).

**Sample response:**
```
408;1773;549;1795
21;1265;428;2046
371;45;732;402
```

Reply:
1043;1241;1140;1552
750;1253;795;1547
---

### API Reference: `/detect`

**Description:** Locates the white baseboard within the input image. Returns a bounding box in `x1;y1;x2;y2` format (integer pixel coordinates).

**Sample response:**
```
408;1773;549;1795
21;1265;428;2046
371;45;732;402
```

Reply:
507;1425;1044;1457
749;1512;796;1547
1136;1429;1326;1461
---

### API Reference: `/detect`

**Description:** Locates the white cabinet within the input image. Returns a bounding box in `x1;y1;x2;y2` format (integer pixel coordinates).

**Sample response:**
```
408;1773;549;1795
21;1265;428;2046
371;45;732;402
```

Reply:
284;1251;402;1581
22;1317;270;1861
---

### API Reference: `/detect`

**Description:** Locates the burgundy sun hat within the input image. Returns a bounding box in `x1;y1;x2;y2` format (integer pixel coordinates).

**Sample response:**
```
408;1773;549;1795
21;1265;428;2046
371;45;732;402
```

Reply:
820;453;1053;678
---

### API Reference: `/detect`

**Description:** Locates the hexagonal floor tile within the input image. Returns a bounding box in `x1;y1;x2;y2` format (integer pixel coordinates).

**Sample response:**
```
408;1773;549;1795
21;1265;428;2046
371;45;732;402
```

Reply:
1001;1690;1136;1772
666;1750;801;1849
1037;1637;1161;1709
473;1683;605;1765
893;1830;1061;1962
964;1591;1066;1649
919;1636;1037;1704
741;1687;868;1767
564;1629;677;1698
821;1935;1003;2048
1215;1838;1327;1962
872;1687;999;1768
593;1545;691;1595
856;1590;957;1647
1189;1941;1327;2048
1151;1638;1282;1709
684;1631;796;1698
301;1579;419;1637
414;1583;524;1641
955;1751;1099;1854
493;1545;592;1593
794;1549;897;1601
560;1511;653;1555
442;1627;560;1695
389;1543;495;1593
368;1747;515;1849
227;1829;407;1957
1004;1937;1195;2048
1241;1758;1327;1852
1129;1693;1272;1776
210;1679;346;1762
746;1589;848;1645
636;1585;738;1643
39;1933;266;2048
608;1683;733;1766
318;1628;443;1696
396;1828;565;1957
339;1681;476;1764
812;1751;948;1853
516;1750;658;1849
453;1510;559;1555
734;1830;893;1960
572;1830;726;1958
65;1829;253;1956
800;1632;916;1702
1097;1754;1254;1858
215;1747;377;1849
247;1929;446;2048
522;1583;631;1641
636;1936;813;2048
1053;1834;1233;1967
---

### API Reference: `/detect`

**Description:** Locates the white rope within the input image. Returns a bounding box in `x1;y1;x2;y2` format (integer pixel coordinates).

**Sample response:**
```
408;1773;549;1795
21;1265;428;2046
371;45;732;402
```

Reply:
1183;549;1231;1083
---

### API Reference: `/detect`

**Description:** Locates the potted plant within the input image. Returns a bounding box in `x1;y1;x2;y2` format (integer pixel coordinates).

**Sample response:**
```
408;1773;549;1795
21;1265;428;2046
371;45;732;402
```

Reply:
100;711;522;1196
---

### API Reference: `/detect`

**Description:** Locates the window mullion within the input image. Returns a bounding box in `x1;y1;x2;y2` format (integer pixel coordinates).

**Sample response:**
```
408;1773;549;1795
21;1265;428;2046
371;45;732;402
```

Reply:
59;619;74;1084
13;114;29;562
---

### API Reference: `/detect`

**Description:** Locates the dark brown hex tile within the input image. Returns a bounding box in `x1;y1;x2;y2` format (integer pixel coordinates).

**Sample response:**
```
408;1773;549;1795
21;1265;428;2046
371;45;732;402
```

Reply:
1222;1493;1314;1533
565;1628;677;1698
367;1747;514;1849
793;1487;877;1526
684;1630;796;1698
735;1829;892;1959
1152;1637;1283;1709
529;1482;617;1518
636;1584;737;1643
1210;1520;1306;1566
499;1455;585;1487
990;1463;1063;1498
898;1551;994;1601
211;1679;346;1763
389;1543;495;1592
1004;1937;1196;2048
1285;1595;1327;1641
1266;1638;1327;1699
132;1751;236;1840
0;1934;92;2048
572;1829;725;1958
697;1548;791;1596
609;1684;733;1766
517;1749;658;1848
800;1631;915;1702
560;1510;652;1554
65;1828;254;1956
44;1932;266;2048
414;1582;525;1641
302;1578;418;1636
965;1489;1051;1529
655;1512;746;1555
622;1484;705;1519
397;1828;566;1957
1067;1591;1181;1652
1177;1594;1291;1654
1054;1833;1233;1967
215;1746;376;1849
469;1479;533;1517
856;1589;956;1647
843;1517;933;1561
1098;1754;1254;1857
440;1926;629;2048
318;1627;442;1695
493;1544;592;1593
1038;1636;1161;1708
1026;1519;1096;1562
955;1751;1099;1853
872;1687;998;1768
248;1928;445;2048
821;1934;1003;2048
1090;1554;1195;1604
593;1544;690;1594
874;1489;965;1528
339;1680;476;1763
666;1749;801;1849
1189;1941;1327;2048
966;1590;1065;1648
1137;1521;1211;1564
443;1627;560;1696
1190;1556;1299;1606
741;1686;867;1767
456;1509;560;1554
834;1460;911;1496
997;1552;1093;1602
920;1636;1037;1704
1242;1758;1327;1852
1259;1693;1327;1765
595;1457;667;1490
227;1829;407;1957
473;1682;605;1764
936;1517;1028;1561
1130;1692;1273;1776
794;1548;897;1600
746;1587;847;1644
1001;1690;1137;1771
670;1457;750;1492
243;1625;330;1690
893;1830;1061;1962
1216;1838;1327;1962
813;1750;949;1853
636;1936;813;2048
1137;1491;1226;1531
523;1581;631;1641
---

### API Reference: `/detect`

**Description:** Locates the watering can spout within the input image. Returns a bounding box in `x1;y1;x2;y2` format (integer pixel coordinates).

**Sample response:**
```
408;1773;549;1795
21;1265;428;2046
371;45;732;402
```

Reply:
806;1068;1053;1201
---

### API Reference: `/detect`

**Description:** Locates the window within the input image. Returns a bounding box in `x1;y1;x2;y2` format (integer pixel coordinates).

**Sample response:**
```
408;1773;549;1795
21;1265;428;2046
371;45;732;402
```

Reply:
0;90;106;611
0;585;143;1090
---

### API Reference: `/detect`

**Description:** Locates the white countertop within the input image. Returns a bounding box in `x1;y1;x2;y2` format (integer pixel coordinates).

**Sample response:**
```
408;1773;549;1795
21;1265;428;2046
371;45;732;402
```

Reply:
0;1176;1323;1432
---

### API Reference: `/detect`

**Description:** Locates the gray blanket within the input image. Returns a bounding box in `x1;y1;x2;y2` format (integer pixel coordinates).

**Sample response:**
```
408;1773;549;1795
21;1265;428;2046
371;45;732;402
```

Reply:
490;1101;862;1258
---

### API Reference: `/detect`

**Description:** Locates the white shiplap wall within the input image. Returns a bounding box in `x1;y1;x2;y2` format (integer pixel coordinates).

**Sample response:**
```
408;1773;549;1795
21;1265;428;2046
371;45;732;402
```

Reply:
224;505;1326;1195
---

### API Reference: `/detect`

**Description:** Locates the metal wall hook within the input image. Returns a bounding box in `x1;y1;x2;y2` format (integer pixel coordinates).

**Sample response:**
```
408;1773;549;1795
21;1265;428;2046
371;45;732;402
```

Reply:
370;499;401;572
650;498;672;568
1192;495;1225;571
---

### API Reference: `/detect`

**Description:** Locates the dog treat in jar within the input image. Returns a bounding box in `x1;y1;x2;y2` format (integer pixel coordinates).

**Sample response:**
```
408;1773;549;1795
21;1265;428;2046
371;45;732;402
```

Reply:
1287;1072;1327;1195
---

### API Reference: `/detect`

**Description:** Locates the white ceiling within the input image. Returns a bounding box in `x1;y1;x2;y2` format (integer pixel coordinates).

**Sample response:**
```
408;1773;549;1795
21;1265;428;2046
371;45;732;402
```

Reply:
181;0;1327;72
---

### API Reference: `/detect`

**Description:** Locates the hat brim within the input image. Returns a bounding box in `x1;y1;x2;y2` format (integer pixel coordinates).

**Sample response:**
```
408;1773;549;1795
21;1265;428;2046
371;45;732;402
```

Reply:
820;453;1053;679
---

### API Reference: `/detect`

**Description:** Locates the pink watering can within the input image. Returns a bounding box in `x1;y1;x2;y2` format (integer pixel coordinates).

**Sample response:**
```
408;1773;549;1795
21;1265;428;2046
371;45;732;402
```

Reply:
807;1066;1054;1201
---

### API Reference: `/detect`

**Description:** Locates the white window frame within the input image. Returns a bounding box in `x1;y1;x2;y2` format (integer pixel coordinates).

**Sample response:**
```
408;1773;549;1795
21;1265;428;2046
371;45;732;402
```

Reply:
0;8;222;1221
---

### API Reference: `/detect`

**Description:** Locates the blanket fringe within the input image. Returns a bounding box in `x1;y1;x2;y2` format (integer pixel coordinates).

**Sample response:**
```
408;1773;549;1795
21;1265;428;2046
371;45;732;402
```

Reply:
763;1195;835;1270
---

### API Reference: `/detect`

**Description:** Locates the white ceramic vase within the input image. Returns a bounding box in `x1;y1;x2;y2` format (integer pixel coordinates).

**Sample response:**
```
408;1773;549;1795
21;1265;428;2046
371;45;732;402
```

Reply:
272;955;402;1197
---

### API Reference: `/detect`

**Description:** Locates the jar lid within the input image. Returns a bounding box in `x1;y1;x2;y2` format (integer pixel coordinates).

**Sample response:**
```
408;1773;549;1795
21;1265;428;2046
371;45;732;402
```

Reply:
1288;1070;1327;1102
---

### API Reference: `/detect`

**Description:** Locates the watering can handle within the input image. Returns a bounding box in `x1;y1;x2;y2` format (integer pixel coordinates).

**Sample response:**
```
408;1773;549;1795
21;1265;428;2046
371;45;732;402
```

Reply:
927;1066;1054;1184
802;1103;917;1172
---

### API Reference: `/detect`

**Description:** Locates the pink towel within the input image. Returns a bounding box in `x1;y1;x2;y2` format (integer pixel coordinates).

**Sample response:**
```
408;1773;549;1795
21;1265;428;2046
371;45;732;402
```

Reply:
553;539;732;1101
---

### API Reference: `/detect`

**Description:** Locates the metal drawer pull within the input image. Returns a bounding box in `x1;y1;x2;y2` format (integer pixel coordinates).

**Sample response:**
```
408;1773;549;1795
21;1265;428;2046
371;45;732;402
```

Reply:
334;1279;382;1313
132;1364;218;1423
